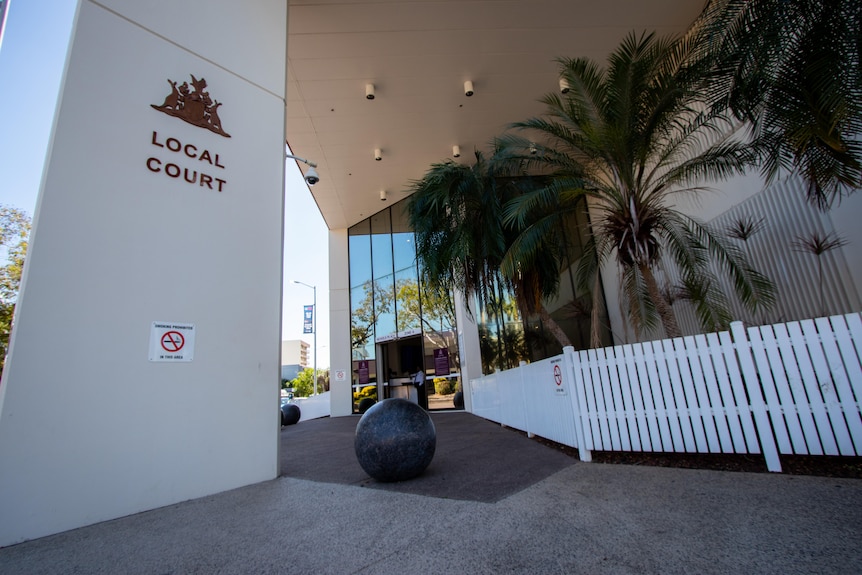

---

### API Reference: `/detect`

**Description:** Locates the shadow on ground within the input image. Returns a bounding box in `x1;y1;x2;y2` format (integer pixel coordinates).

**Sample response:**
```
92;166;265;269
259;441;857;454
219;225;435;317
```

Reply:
279;412;575;503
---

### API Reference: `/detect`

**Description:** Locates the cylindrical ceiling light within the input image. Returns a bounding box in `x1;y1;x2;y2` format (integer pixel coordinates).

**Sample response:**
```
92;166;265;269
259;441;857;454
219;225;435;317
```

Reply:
374;148;382;161
559;77;571;94
366;83;375;100
380;190;388;201
464;80;474;97
453;145;461;158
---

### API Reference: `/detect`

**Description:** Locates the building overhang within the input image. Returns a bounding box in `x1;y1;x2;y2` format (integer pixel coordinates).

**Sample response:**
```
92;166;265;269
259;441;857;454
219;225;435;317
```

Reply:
286;0;706;230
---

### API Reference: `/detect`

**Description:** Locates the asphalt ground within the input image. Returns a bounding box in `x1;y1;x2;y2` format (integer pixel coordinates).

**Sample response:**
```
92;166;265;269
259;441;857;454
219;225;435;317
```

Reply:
1;412;860;574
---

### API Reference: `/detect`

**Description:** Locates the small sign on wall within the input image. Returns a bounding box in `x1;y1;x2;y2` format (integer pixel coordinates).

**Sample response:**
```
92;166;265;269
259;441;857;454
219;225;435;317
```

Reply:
149;321;196;362
550;357;567;396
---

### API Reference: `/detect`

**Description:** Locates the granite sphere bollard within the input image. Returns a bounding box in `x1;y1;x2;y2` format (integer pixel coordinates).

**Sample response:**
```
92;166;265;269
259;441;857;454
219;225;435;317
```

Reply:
357;397;376;414
452;390;464;409
354;398;436;482
281;403;301;426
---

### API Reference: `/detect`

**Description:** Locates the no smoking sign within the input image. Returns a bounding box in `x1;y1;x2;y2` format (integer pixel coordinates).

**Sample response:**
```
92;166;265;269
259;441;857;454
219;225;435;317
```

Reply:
550;358;567;396
149;322;195;362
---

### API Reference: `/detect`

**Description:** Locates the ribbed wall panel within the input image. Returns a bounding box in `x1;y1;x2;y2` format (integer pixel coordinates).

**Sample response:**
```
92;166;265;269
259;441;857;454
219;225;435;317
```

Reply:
667;178;861;335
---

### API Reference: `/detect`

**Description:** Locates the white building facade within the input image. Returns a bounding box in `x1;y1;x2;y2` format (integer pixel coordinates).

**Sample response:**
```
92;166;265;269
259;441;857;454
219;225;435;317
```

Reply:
1;0;859;546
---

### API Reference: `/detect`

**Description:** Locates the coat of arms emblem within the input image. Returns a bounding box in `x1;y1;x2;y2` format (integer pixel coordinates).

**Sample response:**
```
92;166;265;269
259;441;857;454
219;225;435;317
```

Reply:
151;74;231;138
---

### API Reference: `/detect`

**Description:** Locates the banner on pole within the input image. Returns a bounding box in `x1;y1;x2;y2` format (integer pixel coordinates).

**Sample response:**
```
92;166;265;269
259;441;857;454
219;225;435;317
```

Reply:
303;305;314;334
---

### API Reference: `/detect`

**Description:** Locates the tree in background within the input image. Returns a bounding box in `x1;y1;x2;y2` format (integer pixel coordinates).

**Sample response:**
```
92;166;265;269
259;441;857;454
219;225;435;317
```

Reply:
290;367;330;397
350;279;392;358
500;31;775;342
317;368;330;393
395;277;457;351
697;0;862;209
291;368;315;397
0;206;31;374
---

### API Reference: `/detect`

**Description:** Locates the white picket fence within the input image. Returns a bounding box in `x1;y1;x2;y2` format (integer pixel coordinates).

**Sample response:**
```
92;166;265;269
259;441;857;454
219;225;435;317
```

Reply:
468;313;862;472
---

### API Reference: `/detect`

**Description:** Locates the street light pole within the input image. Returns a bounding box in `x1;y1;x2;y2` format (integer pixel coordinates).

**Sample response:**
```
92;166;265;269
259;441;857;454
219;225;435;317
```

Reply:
292;280;317;395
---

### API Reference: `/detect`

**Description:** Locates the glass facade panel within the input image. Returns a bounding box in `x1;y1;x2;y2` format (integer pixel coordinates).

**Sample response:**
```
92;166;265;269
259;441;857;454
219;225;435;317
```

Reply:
393;233;420;336
348;200;461;412
347;191;610;412
472;200;613;371
370;211;396;342
475;278;526;373
348;224;374;362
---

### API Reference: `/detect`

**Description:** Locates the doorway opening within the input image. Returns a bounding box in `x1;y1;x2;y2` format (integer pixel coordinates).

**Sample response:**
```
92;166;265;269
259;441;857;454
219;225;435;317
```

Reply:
372;334;460;412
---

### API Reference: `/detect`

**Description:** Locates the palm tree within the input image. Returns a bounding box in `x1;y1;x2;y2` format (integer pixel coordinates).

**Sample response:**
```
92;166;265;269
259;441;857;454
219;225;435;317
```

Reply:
406;151;574;352
498;31;775;343
792;230;848;316
696;0;862;209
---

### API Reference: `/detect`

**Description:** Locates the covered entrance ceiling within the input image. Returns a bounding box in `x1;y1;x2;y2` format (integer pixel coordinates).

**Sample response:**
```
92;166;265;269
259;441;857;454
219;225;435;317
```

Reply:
286;0;705;230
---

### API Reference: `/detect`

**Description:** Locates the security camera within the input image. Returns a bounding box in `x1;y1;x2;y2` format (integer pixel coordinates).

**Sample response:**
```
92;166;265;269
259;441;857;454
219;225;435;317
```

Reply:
464;80;474;97
304;166;320;186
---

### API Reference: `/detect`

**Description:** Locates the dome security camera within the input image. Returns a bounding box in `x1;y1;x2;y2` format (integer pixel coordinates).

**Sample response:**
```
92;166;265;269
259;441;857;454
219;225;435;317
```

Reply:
304;166;320;186
285;152;320;185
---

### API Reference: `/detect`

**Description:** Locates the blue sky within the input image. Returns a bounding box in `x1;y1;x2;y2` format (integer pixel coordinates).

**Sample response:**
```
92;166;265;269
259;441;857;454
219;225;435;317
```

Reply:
0;1;331;368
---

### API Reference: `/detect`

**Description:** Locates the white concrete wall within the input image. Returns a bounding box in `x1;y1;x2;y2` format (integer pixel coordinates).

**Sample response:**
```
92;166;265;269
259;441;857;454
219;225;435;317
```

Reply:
0;0;287;546
293;392;332;422
328;228;354;416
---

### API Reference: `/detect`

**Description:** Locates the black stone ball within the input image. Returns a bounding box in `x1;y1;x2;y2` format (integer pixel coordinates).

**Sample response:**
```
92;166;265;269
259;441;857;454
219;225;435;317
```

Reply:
281;403;301;426
357;397;376;414
354;398;436;482
453;390;464;409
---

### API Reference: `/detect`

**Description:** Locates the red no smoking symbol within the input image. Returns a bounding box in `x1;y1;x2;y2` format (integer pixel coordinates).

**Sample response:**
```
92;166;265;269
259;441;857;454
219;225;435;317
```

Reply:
553;364;562;386
161;331;185;352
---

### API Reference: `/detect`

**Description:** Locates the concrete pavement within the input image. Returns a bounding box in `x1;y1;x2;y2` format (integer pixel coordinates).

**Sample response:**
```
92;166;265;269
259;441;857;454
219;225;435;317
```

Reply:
1;413;859;574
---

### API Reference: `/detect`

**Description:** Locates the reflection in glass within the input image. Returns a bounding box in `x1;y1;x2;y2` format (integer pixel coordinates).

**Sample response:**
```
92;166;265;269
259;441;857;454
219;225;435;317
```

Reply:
348;200;462;411
350;282;375;360
373;273;396;341
393;231;420;336
370;211;395;342
349;225;374;362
